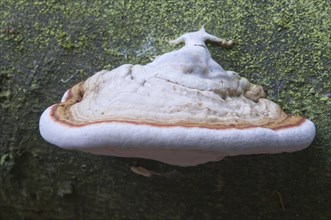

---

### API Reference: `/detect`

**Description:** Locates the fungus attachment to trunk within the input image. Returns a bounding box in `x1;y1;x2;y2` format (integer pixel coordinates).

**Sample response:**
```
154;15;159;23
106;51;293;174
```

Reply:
39;27;316;166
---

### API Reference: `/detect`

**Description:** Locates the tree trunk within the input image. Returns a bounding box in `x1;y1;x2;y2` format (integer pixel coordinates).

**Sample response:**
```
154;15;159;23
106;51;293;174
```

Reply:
1;1;330;219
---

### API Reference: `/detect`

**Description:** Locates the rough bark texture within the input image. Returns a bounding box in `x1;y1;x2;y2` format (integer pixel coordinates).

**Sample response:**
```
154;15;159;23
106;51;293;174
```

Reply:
1;0;330;219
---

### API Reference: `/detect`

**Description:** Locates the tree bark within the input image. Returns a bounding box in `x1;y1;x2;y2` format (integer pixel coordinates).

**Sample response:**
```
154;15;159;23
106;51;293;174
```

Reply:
1;1;330;219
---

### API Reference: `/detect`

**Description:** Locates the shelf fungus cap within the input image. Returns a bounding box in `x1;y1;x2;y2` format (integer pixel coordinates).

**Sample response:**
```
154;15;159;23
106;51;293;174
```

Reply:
40;27;316;166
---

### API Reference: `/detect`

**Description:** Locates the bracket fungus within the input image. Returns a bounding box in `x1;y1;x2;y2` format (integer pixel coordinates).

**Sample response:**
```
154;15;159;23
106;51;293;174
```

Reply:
39;27;315;166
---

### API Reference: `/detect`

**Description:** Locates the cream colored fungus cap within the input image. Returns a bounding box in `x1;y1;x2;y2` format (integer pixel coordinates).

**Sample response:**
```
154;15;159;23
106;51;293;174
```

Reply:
39;27;316;166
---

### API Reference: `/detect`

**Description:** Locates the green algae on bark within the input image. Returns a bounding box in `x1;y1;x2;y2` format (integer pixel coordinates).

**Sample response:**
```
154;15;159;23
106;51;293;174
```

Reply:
1;0;330;219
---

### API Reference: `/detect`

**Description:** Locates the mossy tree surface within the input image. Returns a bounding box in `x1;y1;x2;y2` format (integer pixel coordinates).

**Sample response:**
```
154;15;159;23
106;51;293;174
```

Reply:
1;0;330;219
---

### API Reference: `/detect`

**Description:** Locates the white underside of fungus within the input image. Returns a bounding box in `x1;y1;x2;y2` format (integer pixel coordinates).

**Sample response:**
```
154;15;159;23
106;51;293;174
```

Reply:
40;27;315;166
